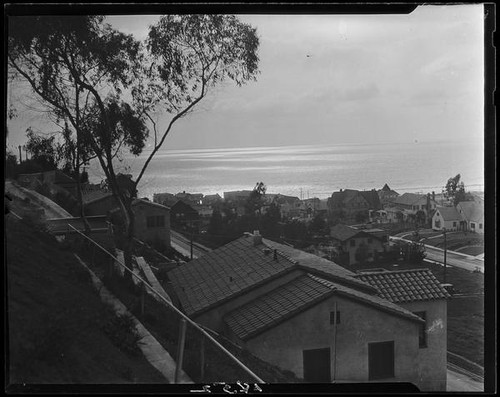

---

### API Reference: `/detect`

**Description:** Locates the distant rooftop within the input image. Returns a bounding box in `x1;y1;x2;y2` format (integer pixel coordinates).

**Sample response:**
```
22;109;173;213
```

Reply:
435;206;462;221
457;201;484;223
82;185;113;205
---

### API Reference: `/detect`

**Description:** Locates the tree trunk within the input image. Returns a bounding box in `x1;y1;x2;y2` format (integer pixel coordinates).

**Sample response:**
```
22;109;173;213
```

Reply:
123;201;136;286
115;192;135;288
75;166;91;235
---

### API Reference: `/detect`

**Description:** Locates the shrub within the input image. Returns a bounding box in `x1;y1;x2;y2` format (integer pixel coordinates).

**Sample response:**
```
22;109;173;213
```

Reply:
102;312;141;357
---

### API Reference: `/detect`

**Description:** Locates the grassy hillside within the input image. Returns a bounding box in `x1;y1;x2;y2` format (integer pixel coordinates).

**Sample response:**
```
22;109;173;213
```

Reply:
5;215;167;385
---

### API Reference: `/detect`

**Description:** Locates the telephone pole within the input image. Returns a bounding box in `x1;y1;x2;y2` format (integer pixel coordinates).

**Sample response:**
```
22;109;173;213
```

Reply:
443;229;447;284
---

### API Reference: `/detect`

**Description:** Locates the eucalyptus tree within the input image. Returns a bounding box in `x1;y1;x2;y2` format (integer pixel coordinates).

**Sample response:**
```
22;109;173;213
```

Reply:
8;15;147;272
444;174;466;206
133;14;260;185
8;14;260;274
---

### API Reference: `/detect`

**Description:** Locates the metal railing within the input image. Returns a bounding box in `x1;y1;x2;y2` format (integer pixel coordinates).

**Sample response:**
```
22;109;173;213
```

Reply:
67;224;264;383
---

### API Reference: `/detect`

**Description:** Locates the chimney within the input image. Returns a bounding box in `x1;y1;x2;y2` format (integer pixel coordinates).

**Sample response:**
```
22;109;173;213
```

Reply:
432;191;435;202
253;230;262;246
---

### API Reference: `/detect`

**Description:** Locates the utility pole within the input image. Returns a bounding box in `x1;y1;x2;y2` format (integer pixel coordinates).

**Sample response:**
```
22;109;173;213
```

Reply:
443;229;447;284
332;301;338;381
18;145;22;163
190;227;194;260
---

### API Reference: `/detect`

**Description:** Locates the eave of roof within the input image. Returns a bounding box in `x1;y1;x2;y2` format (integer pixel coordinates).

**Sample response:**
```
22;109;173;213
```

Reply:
224;273;423;341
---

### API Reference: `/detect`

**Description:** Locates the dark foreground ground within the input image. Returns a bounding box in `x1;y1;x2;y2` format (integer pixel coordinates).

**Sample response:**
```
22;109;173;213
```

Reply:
6;215;168;385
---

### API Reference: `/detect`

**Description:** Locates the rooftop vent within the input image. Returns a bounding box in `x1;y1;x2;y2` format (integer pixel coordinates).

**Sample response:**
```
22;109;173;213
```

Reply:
263;247;272;255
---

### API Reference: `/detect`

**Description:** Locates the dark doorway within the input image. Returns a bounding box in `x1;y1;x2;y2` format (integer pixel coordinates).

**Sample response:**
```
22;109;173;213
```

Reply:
368;341;395;380
303;347;331;382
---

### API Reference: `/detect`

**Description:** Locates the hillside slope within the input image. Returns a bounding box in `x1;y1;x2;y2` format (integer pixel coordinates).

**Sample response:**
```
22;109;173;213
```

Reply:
5;215;167;385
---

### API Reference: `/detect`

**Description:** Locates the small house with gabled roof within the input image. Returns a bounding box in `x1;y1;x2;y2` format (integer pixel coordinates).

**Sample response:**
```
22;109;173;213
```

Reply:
456;201;484;234
327;189;382;224
329;224;387;265
377;183;400;205
167;232;448;389
356;269;450;391
109;198;171;250
432;206;462;231
82;185;117;216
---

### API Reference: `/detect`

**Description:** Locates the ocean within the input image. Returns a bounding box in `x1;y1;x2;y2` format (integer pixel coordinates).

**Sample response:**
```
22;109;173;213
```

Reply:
87;140;484;200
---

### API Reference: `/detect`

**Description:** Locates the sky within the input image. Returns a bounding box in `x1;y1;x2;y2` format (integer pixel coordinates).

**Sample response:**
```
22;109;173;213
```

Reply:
6;5;485;153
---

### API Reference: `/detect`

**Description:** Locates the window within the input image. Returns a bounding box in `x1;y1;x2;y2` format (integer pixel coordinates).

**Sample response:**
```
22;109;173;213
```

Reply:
414;311;427;348
350;240;356;247
453;222;457;227
479;223;483;229
368;341;394;380
330;311;341;325
471;222;476;229
147;215;165;228
435;219;441;228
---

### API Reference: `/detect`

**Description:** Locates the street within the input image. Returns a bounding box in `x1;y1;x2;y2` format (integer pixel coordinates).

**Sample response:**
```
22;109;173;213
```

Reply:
389;236;484;273
170;230;211;259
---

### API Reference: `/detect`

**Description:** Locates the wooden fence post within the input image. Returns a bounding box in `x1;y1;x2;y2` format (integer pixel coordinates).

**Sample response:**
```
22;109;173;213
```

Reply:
200;334;205;380
175;318;187;383
140;284;145;317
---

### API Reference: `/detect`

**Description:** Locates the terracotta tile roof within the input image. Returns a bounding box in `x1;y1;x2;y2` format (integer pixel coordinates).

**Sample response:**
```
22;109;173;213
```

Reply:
224;274;335;340
355;269;451;303
309;275;424;322
168;234;376;316
224;273;423;341
168;235;297;316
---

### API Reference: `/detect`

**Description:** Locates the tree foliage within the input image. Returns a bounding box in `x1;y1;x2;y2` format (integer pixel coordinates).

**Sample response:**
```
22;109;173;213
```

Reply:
308;213;329;237
25;128;61;170
9;14;260;275
134;14;260;184
444;174;466;206
261;202;282;239
245;181;267;215
8;16;144;167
